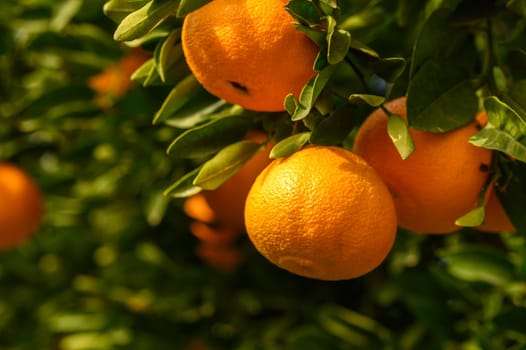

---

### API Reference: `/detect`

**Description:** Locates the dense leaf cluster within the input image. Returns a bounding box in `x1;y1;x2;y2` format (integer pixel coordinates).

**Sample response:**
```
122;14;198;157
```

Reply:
1;0;526;349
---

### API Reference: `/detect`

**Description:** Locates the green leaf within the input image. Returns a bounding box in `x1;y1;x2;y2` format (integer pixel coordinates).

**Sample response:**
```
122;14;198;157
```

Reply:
326;16;351;65
129;56;153;82
387;114;415;160
455;205;485;227
152;75;203;124
113;0;177;42
318;305;391;345
506;0;526;17
284;94;298;116
193;140;263;190
497;161;526;233
348;94;385;107
505;79;526;119
371;57;407;84
167;116;252;158
440;247;515;286
163;98;227;129
410;8;456;77
176;0;210;17
50;0;83;31
270;132;311;159
310;106;356;146
286;0;324;27
103;0;150;23
155;28;182;82
493;307;526;334
291;65;337;121
407;59;478;132
164;167;202;198
144;189;170;226
469;97;526;162
292;24;326;47
508;50;526;79
349;39;380;59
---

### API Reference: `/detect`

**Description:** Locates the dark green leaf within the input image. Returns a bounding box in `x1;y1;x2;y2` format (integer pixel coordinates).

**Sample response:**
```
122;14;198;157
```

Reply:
387;114;415;160
493;307;526;334
155;29;182;82
508;50;526;79
440;247;515;286
103;0;150;23
349;39;380;59
371;57;407;84
506;0;526;17
407;59;478;132
292;24;326;47
497;161;526;233
291;65;337;121
176;0;210;17
163;98;227;129
164;167;202;198
270;132;311;159
193;140;263;190
113;0;177;42
286;0;324;27
167;116;252;158
505;80;526;119
326;16;351;65
310;106;355;145
410;8;455;77
152;75;203;124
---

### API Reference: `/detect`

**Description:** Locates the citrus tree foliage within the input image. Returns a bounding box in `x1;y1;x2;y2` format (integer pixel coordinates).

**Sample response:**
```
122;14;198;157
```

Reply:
1;0;526;349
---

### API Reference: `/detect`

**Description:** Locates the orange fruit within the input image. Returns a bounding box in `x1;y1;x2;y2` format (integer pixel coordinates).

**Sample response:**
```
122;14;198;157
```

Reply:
187;131;273;232
0;163;43;250
181;0;319;112
189;221;240;245
353;97;493;234
88;48;150;106
183;194;216;224
195;242;243;273
244;146;397;281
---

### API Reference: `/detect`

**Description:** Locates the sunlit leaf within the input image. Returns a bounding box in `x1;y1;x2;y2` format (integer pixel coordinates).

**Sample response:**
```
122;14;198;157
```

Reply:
455;205;485;227
291;65;337;121
348;94;385;107
270;132;311;159
164;167;202;198
152;75;203;124
193;140;263;190
50;0;83;31
326;16;351;65
113;0;177;42
387;114;415;160
155;28;182;82
167;116;252;158
469;97;526;162
103;0;150;23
